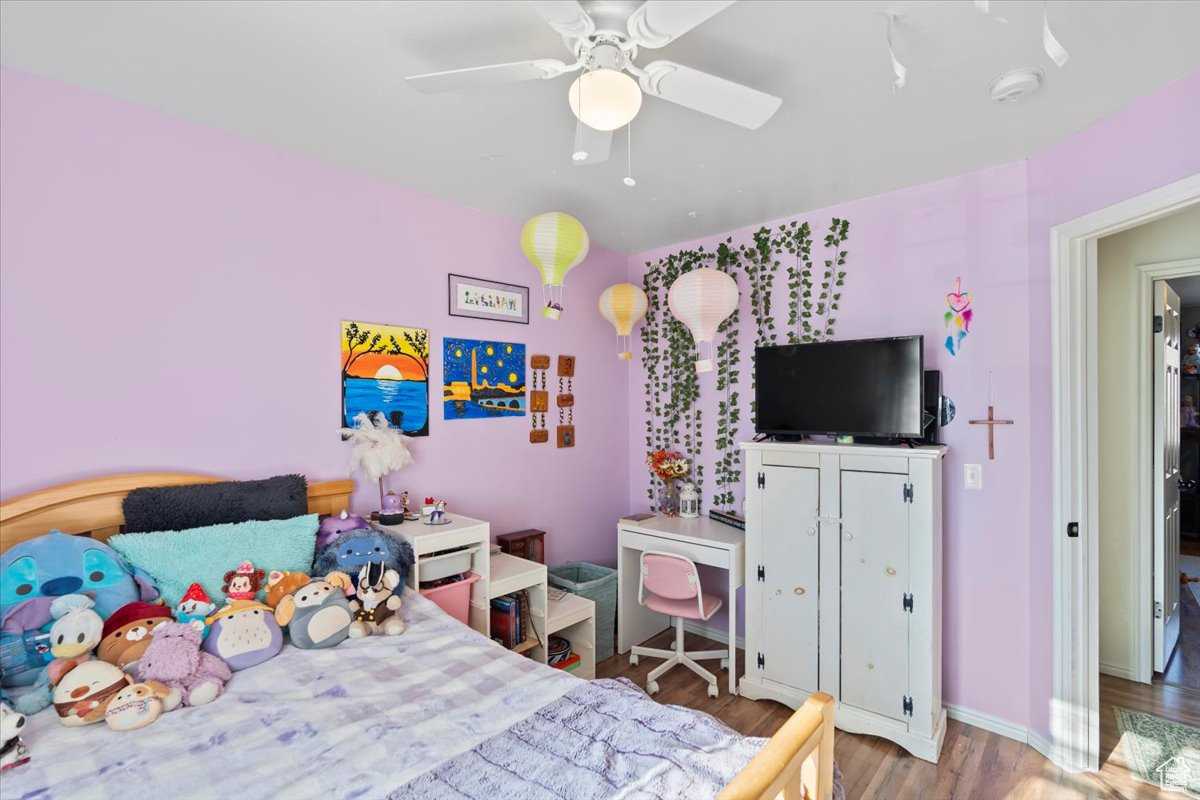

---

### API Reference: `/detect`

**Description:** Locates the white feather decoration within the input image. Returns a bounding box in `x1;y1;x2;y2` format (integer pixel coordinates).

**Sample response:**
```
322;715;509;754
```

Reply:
339;412;414;484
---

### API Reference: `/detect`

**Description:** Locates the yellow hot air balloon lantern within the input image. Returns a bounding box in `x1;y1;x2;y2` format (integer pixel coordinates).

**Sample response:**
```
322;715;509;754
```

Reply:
521;212;590;320
598;283;648;360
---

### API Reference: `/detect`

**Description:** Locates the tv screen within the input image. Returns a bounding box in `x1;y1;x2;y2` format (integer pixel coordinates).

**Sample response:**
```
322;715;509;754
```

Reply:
755;336;924;438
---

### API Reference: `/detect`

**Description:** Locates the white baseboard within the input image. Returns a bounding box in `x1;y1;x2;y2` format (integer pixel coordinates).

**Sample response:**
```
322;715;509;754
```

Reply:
1028;729;1056;762
678;619;746;651
943;702;1030;745
1099;661;1138;681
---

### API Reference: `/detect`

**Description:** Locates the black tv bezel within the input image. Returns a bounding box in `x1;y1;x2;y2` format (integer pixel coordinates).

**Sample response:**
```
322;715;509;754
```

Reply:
753;335;925;439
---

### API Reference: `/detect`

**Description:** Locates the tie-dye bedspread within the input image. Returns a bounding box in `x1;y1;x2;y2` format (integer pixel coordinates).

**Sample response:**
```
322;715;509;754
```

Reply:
3;590;767;800
396;677;767;799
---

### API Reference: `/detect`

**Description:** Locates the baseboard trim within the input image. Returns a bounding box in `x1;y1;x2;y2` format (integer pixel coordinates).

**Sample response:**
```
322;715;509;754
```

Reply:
943;702;1030;745
1099;661;1138;681
678;619;747;651
1028;729;1056;762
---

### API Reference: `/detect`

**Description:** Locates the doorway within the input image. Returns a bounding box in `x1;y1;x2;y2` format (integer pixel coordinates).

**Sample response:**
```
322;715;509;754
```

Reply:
1051;173;1200;773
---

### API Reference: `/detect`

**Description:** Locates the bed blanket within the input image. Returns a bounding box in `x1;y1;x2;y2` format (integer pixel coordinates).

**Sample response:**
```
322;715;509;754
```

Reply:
396;677;767;800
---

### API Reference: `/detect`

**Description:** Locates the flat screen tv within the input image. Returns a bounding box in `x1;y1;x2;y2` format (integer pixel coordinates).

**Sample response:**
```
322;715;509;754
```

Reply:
755;336;924;438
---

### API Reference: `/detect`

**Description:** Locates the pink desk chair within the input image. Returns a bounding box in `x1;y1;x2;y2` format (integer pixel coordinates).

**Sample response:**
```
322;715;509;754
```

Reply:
630;550;728;698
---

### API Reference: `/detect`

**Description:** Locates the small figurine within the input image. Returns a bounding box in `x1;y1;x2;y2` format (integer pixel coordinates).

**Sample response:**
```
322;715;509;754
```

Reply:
379;492;406;526
430;500;447;525
175;584;216;641
1184;395;1199;428
1185;344;1200;375
400;491;410;514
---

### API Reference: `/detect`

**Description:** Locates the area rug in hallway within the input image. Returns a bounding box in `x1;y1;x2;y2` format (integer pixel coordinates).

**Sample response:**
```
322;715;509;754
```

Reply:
1114;706;1200;797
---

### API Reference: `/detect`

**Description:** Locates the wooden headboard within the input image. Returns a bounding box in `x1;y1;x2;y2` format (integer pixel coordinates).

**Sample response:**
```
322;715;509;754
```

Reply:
0;472;354;552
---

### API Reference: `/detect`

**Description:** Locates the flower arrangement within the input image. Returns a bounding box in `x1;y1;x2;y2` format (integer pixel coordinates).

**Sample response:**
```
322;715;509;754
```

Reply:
647;450;690;483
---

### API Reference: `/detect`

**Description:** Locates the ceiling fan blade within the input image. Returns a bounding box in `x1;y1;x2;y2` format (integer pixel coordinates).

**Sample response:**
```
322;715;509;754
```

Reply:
406;59;572;94
639;60;781;129
627;0;736;49
530;0;595;39
572;124;612;165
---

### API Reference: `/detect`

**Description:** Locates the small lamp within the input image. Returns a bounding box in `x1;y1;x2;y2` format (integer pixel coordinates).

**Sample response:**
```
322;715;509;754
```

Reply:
679;482;700;519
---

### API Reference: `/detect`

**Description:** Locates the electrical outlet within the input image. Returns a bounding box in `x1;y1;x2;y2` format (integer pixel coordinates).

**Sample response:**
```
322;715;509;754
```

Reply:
964;463;983;490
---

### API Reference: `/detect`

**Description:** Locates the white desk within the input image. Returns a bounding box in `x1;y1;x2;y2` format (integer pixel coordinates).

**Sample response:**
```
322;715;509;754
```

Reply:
616;515;746;694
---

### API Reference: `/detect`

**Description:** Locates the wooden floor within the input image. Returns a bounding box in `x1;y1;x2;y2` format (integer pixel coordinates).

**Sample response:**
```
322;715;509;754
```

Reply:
599;629;1200;799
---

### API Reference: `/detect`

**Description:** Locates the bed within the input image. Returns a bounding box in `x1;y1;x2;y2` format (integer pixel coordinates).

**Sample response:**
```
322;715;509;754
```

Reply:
0;472;836;800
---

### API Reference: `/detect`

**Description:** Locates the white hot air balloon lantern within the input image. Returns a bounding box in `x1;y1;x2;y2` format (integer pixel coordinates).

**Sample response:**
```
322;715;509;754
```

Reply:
667;268;740;373
598;283;649;360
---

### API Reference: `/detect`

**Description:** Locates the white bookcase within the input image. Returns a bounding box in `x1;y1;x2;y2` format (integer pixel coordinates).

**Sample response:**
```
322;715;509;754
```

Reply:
547;591;596;680
488;552;548;664
739;441;947;763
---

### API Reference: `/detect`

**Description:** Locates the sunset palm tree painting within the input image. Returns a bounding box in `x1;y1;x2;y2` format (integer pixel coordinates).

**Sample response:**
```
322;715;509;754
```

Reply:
443;337;526;420
341;320;429;436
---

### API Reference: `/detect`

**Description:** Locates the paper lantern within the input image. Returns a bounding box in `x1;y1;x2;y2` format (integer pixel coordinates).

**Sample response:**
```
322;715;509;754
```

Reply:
667;268;740;373
520;212;590;320
598;282;648;360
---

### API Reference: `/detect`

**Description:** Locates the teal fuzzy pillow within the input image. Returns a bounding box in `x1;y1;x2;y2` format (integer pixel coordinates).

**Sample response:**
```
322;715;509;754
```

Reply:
109;514;318;607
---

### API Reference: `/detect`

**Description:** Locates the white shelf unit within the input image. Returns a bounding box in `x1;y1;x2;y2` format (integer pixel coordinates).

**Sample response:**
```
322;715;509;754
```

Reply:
488;552;548;664
375;514;491;637
547;592;596;680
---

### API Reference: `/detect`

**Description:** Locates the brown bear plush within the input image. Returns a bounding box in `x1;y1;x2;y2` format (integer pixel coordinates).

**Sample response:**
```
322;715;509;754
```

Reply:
97;602;174;672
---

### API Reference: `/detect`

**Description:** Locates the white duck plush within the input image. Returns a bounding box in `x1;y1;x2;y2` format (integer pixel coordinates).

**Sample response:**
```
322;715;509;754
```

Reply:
12;594;104;715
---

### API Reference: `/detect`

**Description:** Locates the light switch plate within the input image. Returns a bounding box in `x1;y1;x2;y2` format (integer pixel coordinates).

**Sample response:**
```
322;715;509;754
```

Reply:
964;463;983;490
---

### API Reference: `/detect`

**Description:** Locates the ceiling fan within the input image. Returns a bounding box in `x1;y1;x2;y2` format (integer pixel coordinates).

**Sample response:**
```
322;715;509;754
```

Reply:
405;0;782;166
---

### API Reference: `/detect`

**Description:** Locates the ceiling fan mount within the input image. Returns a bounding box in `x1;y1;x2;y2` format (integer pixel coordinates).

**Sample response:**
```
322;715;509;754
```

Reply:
405;0;782;166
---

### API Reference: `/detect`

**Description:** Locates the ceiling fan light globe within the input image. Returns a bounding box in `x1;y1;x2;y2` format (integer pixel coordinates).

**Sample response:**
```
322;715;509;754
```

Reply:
568;69;642;132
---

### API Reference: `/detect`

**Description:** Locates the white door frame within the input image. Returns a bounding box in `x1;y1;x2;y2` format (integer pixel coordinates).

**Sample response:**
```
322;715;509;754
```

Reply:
1142;261;1199;680
1051;173;1200;772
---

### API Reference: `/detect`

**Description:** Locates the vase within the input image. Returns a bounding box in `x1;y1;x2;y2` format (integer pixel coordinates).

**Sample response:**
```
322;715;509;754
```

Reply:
657;481;680;517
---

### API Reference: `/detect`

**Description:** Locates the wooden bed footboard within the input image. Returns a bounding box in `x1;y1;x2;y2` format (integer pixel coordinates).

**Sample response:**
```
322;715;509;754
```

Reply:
719;692;836;800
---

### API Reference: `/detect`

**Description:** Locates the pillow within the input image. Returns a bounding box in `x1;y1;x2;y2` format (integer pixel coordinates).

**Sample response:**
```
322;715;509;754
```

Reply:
108;515;318;608
121;474;308;533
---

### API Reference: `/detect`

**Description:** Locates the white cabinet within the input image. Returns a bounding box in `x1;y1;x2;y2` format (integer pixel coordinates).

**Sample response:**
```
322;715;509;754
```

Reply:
740;442;946;763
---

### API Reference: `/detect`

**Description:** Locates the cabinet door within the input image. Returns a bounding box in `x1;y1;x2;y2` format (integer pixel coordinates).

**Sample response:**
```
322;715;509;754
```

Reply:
840;470;909;722
759;465;820;692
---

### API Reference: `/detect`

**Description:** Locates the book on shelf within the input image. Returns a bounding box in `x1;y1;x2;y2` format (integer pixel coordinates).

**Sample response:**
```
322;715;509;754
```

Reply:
489;596;517;649
553;653;582;672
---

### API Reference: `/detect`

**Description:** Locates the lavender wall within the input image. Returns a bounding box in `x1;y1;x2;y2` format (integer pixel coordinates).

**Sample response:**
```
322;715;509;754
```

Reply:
627;162;1034;726
625;69;1200;731
0;66;630;568
1024;69;1200;738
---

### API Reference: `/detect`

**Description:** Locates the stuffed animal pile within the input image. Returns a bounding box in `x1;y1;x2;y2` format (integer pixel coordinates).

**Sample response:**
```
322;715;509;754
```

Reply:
0;508;417;767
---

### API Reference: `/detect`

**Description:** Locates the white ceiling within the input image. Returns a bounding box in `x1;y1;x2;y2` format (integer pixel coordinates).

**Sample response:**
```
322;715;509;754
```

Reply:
2;1;1198;254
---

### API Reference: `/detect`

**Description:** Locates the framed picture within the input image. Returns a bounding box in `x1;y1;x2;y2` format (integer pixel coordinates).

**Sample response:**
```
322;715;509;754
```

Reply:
341;320;429;436
443;338;526;420
448;273;530;324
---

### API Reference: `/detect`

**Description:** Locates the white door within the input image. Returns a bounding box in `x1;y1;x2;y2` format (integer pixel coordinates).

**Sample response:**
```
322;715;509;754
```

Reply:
840;471;910;722
1154;280;1182;672
759;465;820;692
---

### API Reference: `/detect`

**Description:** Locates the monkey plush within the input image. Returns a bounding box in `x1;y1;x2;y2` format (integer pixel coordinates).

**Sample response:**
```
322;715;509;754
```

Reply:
273;574;353;649
222;561;266;603
348;562;405;638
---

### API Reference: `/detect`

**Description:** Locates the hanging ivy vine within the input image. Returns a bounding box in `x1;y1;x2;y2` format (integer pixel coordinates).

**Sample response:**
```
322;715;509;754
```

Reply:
640;217;851;510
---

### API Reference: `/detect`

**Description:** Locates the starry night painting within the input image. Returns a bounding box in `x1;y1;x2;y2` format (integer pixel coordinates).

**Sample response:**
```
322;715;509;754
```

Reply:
443;338;526;420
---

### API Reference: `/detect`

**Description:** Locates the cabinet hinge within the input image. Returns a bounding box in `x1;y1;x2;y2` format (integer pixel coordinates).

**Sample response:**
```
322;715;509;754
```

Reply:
757;652;765;669
1154;315;1164;333
757;471;766;489
1155;601;1163;620
903;593;914;613
903;483;914;503
902;696;914;717
757;565;765;582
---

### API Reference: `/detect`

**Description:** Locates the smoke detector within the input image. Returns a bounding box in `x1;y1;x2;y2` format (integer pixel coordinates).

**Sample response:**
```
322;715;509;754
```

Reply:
989;68;1043;104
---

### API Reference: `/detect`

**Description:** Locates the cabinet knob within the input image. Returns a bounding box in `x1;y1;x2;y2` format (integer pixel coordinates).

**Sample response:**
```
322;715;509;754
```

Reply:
808;527;817;536
885;567;896;576
794;587;805;596
843;531;853;541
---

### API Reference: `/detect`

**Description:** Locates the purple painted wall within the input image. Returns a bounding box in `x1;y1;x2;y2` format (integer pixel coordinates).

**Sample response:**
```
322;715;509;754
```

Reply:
1024;69;1200;738
0;66;630;568
625;69;1199;730
627;162;1034;726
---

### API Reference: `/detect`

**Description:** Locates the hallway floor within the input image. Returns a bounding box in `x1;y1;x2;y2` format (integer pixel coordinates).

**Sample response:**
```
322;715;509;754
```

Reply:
1164;565;1200;690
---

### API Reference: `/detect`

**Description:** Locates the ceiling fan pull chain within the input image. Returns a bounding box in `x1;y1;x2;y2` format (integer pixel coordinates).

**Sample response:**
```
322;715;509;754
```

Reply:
886;14;907;93
624;123;636;188
572;77;588;162
1042;0;1070;68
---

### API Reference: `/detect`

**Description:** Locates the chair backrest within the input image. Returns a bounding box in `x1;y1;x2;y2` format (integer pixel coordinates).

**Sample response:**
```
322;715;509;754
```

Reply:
640;551;700;601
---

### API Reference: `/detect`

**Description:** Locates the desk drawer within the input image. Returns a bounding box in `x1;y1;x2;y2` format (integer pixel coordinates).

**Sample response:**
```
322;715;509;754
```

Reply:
620;529;730;569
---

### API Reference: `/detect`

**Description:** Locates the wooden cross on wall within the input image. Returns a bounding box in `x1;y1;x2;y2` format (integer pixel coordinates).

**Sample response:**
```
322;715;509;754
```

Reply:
969;375;1013;460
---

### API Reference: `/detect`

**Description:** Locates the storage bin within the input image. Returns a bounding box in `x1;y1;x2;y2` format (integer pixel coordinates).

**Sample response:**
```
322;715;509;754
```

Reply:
420;546;477;582
548;561;616;661
420;571;480;625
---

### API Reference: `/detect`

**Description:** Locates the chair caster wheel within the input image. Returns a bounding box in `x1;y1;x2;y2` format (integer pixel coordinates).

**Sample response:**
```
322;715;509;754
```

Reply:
707;684;719;699
646;680;659;696
720;658;729;671
630;654;639;666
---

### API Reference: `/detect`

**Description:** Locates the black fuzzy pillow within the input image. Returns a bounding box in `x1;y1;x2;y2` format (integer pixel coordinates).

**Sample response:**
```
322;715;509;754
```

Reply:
122;474;309;533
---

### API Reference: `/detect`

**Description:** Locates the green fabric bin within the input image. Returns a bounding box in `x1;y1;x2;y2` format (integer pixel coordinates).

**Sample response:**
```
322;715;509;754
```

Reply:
548;561;617;662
